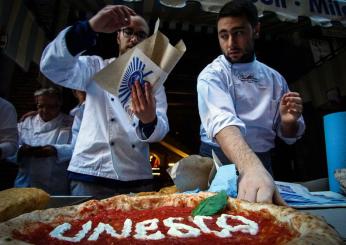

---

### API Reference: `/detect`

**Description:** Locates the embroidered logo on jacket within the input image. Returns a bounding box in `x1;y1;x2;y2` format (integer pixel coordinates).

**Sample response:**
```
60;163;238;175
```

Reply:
233;71;259;83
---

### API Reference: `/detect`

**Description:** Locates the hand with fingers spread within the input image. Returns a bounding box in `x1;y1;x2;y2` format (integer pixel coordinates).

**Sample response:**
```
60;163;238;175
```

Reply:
89;5;136;33
131;81;156;124
216;126;287;205
279;92;303;137
279;92;303;124
237;162;287;205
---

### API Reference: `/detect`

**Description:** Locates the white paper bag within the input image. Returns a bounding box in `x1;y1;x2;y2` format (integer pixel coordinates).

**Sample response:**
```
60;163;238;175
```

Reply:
93;19;186;114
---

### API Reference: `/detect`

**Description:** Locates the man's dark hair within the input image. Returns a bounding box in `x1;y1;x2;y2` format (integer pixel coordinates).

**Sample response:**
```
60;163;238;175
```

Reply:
217;0;259;27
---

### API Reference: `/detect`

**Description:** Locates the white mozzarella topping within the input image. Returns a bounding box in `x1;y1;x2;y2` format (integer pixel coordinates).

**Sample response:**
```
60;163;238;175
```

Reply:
192;216;230;238
88;219;132;241
216;214;259;236
49;213;259;241
49;221;92;242
163;217;200;238
134;218;165;240
192;216;213;233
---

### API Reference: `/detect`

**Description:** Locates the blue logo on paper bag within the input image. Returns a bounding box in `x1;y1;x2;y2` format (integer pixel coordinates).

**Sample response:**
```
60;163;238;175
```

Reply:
119;56;153;107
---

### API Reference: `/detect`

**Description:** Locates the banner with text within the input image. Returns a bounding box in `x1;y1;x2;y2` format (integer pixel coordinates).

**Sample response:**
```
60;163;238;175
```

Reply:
159;0;346;26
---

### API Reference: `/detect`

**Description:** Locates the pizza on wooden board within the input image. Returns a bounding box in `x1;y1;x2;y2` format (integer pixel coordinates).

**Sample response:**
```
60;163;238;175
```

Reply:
0;192;342;244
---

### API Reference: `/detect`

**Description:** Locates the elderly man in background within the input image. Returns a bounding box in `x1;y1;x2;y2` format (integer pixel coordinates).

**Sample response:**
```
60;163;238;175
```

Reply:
14;87;73;195
0;97;18;190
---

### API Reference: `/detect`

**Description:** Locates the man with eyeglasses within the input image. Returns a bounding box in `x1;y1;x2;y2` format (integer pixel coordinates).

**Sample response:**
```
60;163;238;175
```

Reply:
119;28;148;52
14;87;73;194
40;5;169;198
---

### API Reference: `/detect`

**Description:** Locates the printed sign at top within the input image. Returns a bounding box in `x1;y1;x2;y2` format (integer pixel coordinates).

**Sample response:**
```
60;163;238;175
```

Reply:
252;0;346;18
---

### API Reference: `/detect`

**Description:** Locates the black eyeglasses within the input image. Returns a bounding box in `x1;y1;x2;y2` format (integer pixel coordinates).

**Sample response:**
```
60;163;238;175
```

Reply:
121;28;148;41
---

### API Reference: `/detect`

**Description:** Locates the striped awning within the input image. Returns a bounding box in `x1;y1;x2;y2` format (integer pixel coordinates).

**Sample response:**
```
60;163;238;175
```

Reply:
0;0;47;71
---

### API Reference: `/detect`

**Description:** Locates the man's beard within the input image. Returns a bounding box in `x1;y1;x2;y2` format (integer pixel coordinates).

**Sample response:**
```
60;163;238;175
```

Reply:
224;41;256;64
224;49;255;64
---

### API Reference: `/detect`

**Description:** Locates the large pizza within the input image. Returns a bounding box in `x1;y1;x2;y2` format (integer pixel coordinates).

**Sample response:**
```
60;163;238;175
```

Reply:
0;192;342;244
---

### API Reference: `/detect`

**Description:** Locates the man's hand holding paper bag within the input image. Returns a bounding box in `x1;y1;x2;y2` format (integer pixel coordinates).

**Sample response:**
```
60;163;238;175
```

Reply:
94;19;186;116
40;6;174;197
131;80;156;124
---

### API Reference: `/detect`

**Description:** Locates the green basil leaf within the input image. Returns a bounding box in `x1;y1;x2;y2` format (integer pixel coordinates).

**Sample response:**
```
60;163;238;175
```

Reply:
192;190;228;217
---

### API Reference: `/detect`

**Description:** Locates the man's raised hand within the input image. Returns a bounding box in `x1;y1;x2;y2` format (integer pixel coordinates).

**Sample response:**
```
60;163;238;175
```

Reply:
89;5;136;33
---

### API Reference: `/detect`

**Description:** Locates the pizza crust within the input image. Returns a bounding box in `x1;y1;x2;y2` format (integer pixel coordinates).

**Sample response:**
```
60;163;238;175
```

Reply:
0;188;49;222
230;199;343;245
0;192;342;244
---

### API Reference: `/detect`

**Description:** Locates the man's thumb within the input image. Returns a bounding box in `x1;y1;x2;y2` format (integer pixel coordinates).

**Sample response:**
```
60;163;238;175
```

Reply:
273;187;288;206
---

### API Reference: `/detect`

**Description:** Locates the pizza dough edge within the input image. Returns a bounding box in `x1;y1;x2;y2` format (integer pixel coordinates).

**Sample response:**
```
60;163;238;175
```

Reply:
0;192;343;245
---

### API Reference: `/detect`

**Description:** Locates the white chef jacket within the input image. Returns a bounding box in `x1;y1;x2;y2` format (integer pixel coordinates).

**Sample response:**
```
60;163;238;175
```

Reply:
0;97;18;159
54;102;86;163
198;55;305;153
15;113;73;194
70;102;85;148
40;27;169;181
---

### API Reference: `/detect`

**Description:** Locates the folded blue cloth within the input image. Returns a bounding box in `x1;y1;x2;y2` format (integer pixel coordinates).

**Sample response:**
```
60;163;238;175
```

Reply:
208;164;238;197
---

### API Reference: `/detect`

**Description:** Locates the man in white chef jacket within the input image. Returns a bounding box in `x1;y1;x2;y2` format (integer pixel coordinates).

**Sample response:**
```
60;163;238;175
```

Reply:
40;6;169;198
14;87;73;195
